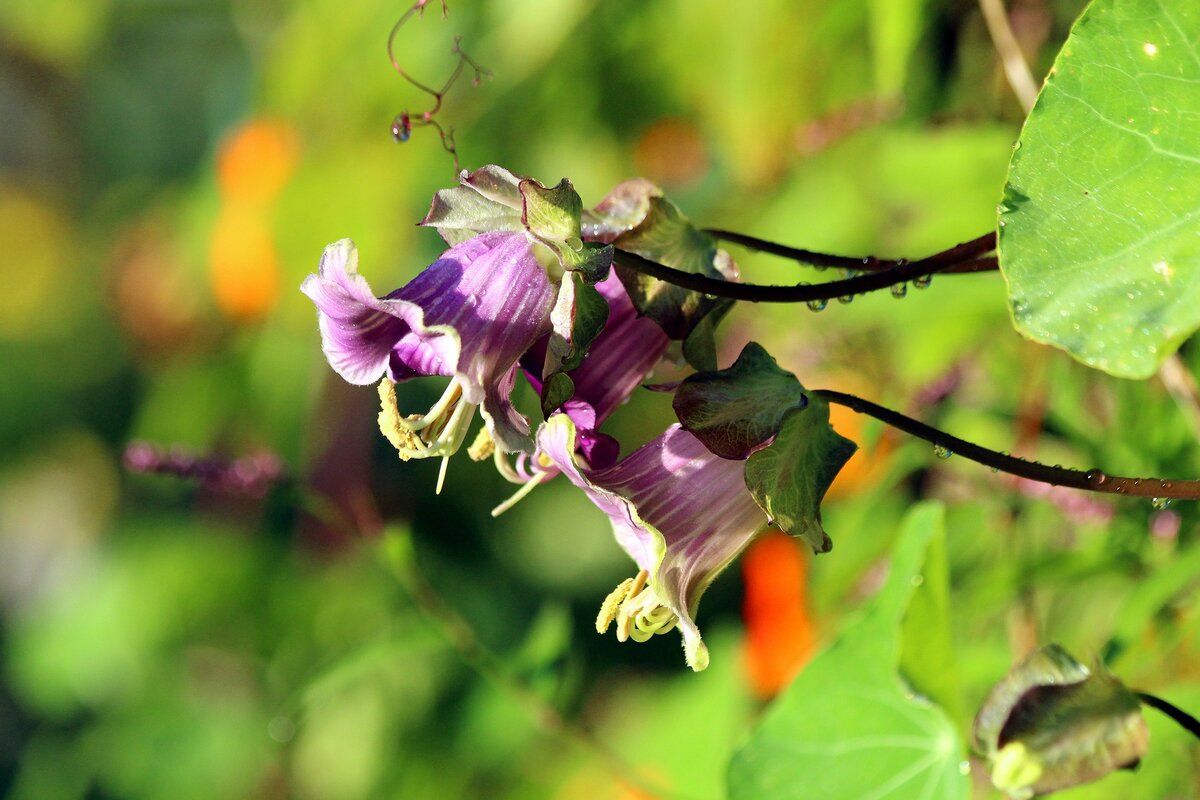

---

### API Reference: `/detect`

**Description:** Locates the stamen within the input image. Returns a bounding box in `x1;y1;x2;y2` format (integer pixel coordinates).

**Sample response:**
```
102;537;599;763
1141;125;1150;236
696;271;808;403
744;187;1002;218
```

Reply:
468;426;495;461
376;377;479;464
435;455;450;495
396;379;463;433
627;569;649;599
596;577;635;634
491;449;524;483
615;569;649;643
600;570;679;646
436;386;476;453
490;470;548;517
378;380;425;457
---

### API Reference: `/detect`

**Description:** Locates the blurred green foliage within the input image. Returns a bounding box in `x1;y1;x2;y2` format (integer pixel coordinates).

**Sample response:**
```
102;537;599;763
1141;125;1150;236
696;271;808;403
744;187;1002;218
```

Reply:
1;0;1197;797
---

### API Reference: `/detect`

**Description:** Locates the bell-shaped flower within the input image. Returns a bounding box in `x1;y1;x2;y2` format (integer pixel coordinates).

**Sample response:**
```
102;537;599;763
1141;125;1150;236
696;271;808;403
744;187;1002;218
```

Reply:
537;414;768;671
301;231;558;485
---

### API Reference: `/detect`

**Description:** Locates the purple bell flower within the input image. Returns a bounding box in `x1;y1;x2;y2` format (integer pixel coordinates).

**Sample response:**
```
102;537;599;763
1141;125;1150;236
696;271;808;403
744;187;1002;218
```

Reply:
301;232;558;487
537;414;767;671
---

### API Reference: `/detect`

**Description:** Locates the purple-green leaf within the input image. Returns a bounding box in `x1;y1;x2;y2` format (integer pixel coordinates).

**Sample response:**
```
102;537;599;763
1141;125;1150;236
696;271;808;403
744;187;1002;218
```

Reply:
743;395;857;554
673;342;808;460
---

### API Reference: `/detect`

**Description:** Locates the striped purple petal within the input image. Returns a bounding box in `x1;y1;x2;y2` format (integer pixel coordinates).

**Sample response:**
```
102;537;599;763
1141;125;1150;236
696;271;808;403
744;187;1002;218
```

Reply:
302;231;557;452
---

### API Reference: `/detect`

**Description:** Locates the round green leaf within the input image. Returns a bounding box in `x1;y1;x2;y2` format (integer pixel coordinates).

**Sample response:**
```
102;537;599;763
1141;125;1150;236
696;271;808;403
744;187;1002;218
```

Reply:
1000;0;1200;378
728;504;969;800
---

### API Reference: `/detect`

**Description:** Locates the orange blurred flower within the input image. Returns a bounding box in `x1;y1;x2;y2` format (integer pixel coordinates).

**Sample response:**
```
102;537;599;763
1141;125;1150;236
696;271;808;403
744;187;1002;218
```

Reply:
818;374;896;499
216;119;300;205
742;530;816;698
209;201;279;322
633;117;709;190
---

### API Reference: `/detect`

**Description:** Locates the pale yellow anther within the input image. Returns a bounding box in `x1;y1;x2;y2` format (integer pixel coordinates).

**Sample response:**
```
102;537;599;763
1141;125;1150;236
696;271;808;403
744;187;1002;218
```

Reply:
596;577;635;634
378;379;421;458
627;568;649;598
467;427;496;461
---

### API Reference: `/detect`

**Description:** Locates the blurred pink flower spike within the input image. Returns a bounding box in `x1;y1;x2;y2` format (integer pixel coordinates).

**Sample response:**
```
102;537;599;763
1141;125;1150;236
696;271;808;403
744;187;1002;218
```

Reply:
301;233;557;491
537;414;768;671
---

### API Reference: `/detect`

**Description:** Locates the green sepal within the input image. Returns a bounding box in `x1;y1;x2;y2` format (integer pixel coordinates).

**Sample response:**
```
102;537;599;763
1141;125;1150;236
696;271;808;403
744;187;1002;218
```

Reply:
420;165;525;245
558;275;610;372
743;396;857;554
540;274;611;417
540;372;576;420
974;644;1149;799
681;298;734;372
581;177;661;242
673;342;807;460
607;194;738;341
557;241;614;283
520;178;583;246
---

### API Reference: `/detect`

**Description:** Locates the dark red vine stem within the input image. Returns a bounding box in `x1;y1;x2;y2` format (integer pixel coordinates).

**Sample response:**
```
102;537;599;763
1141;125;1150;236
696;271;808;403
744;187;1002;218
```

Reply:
612;233;995;303
1136;692;1200;739
814;389;1200;500
705;229;999;274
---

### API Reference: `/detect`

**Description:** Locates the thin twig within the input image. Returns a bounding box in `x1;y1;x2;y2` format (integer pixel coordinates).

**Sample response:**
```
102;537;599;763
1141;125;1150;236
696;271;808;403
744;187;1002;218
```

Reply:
814;389;1200;500
705;229;999;274
1137;692;1200;739
386;0;491;171
613;233;996;304
978;0;1040;112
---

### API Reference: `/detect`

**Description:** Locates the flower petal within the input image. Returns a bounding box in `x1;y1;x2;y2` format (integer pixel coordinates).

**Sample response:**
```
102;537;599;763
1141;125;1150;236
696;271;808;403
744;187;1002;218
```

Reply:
300;239;415;385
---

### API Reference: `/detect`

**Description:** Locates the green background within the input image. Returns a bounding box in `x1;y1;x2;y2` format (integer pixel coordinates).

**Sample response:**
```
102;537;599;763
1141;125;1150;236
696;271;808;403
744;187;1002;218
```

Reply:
0;0;1197;797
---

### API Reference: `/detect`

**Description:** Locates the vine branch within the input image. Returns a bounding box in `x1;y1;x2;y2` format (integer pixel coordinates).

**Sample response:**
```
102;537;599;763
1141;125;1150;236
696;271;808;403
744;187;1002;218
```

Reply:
1137;692;1200;740
386;0;491;171
613;233;996;303
705;229;999;274
813;389;1200;500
